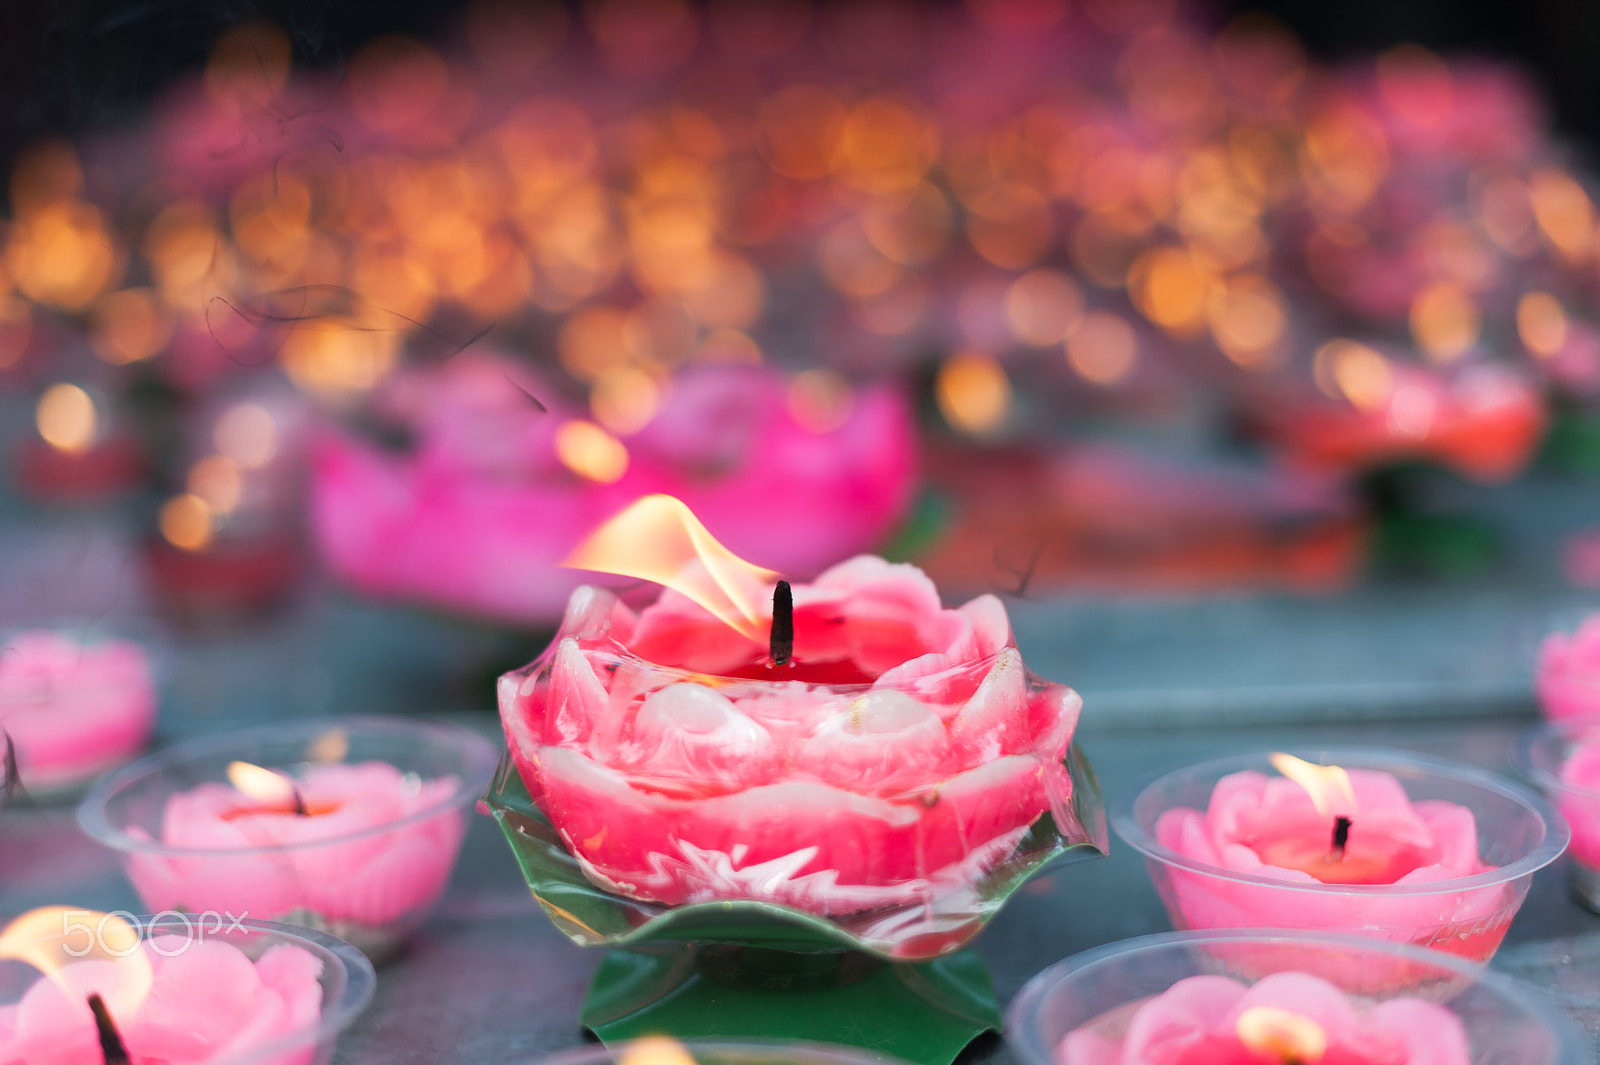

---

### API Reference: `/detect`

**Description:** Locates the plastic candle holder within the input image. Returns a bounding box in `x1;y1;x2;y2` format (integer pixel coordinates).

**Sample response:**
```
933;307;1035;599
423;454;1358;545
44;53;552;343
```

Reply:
529;1040;916;1065
0;914;375;1065
77;717;499;962
1520;720;1600;913
1006;931;1583;1065
1113;749;1566;961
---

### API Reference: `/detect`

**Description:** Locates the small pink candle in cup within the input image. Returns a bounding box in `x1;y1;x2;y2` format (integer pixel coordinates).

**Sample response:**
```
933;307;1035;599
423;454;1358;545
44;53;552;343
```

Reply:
1115;750;1564;963
0;908;333;1065
0;629;156;793
80;719;498;962
1057;971;1471;1065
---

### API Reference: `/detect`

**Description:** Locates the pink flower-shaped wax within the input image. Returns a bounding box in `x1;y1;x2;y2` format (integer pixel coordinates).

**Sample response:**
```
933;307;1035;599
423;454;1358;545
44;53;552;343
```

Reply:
1557;736;1600;871
1535;615;1600;721
0;630;156;791
1154;767;1507;957
497;556;1083;937
125;762;465;929
1057;971;1470;1065
0;937;323;1065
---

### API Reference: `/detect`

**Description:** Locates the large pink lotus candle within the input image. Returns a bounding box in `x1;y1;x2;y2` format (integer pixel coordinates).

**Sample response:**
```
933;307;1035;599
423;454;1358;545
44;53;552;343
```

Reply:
1534;615;1600;720
0;629;156;793
0;908;371;1065
78;719;498;961
1115;751;1565;962
312;355;917;626
497;496;1086;952
1057;971;1471;1065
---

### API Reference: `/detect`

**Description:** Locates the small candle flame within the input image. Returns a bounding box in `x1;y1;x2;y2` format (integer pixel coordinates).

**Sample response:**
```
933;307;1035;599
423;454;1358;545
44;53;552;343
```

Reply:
1236;1005;1328;1064
36;383;97;454
1270;752;1357;820
307;727;349;764
617;1036;700;1065
227;760;302;809
563;494;780;642
0;908;154;1021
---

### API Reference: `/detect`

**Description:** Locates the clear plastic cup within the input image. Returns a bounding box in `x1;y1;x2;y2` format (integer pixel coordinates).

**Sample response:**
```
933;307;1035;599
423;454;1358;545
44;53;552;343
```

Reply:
77;716;499;962
530;1040;915;1065
1113;748;1567;961
1519;719;1600;913
1007;930;1582;1065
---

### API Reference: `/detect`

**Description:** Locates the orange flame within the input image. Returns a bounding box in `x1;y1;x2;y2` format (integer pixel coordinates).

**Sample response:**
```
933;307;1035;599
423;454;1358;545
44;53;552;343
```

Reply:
227;760;300;805
617;1036;699;1065
0;908;154;1019
1270;753;1357;819
563;494;779;641
307;727;349;764
1236;1006;1328;1063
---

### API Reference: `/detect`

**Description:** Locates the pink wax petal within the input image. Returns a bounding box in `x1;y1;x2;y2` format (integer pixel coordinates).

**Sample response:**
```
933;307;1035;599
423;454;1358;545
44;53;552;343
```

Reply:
1026;685;1081;767
547;638;609;747
130;938;264;1051
793;689;953;797
1206;770;1274;841
621;682;782;795
1121;974;1247;1063
1054;1026;1120;1065
1561;738;1600;790
1413;800;1486;873
949;649;1030;761
1227;971;1361;1031
1361;997;1473;1065
958;595;1012;659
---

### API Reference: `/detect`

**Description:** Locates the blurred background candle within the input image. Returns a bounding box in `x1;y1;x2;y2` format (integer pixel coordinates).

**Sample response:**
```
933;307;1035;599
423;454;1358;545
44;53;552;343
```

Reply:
0;627;155;794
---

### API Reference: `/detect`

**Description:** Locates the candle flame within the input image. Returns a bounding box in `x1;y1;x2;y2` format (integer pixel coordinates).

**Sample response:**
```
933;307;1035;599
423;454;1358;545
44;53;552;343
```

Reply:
307;727;349;764
1236;1006;1328;1064
617;1036;699;1065
563;494;779;641
1270;753;1357;820
227;760;300;805
0;908;154;1019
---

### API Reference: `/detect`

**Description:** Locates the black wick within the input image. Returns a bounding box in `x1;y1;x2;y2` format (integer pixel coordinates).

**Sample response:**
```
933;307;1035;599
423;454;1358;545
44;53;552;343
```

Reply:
88;993;130;1065
1331;816;1352;858
291;787;308;817
770;580;794;666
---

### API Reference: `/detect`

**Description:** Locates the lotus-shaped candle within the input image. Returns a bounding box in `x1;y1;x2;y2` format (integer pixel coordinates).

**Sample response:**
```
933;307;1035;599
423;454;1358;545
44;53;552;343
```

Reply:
485;496;1104;1064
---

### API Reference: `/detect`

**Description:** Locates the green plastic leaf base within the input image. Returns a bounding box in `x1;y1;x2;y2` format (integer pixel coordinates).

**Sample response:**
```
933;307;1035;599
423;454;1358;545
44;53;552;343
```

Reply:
582;943;1000;1065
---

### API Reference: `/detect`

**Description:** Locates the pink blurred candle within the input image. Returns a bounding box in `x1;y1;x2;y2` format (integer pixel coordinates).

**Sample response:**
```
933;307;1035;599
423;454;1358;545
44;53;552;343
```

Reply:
0;935;323;1065
1535;615;1600;720
0;630;155;792
1057;971;1470;1065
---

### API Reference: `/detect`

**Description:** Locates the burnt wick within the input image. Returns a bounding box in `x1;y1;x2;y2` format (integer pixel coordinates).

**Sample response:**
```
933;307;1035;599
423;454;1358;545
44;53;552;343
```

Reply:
1331;815;1352;858
770;580;794;666
291;787;308;817
88;993;130;1065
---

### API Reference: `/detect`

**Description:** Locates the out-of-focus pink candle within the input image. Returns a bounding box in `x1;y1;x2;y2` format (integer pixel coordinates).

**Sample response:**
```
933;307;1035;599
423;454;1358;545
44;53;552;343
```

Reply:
0;909;325;1065
1535;615;1600;721
126;760;464;930
1057;971;1471;1065
0;630;156;791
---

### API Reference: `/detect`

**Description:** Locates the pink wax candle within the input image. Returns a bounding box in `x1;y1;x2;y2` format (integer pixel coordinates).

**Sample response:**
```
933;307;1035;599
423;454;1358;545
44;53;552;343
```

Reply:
1115;751;1565;962
0;908;373;1065
78;719;498;961
1534;615;1600;721
1057;971;1471;1065
497;496;1096;955
1008;931;1580;1065
125;761;463;936
0;630;156;793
